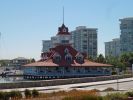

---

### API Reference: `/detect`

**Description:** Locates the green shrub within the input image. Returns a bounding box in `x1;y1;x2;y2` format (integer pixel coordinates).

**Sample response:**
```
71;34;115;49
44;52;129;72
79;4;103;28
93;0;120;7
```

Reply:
32;89;39;98
24;89;32;98
9;90;22;99
105;93;128;100
0;92;5;100
112;71;117;75
103;87;115;91
125;91;133;97
0;92;10;100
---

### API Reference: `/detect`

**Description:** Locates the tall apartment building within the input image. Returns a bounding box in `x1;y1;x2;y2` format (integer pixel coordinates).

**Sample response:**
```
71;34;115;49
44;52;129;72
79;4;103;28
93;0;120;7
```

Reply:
105;38;120;57
42;40;52;52
120;17;133;54
71;26;97;58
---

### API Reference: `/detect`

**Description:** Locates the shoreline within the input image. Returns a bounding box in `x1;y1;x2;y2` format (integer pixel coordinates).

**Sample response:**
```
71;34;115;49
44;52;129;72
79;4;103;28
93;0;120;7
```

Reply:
0;77;133;93
0;74;132;89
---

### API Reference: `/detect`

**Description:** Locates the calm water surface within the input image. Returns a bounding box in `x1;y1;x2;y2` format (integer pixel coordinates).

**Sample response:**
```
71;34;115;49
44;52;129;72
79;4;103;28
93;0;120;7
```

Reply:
0;76;26;83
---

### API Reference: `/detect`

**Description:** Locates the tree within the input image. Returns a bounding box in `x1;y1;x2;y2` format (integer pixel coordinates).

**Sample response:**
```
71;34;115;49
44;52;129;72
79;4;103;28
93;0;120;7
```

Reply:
120;53;130;67
32;89;39;98
95;54;105;63
24;89;32;98
88;56;94;61
30;58;36;63
9;90;22;99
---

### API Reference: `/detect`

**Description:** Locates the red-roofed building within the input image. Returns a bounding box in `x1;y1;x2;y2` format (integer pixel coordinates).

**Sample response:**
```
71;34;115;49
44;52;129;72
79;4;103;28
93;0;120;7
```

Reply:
23;24;113;80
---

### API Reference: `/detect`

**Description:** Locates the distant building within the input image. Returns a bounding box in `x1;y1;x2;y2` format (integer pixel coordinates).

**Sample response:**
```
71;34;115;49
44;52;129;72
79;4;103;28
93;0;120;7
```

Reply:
105;38;120;57
120;17;133;54
11;57;30;69
71;26;97;58
0;59;11;67
42;40;52;52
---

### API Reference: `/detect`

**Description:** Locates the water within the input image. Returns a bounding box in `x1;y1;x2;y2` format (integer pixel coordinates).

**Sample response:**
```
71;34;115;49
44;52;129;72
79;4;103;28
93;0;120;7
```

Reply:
0;76;25;83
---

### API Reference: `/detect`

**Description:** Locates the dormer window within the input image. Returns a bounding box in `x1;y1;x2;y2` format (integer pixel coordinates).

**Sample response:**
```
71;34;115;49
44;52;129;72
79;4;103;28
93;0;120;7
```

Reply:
76;53;84;64
65;53;72;64
43;54;48;60
53;53;61;64
64;48;69;54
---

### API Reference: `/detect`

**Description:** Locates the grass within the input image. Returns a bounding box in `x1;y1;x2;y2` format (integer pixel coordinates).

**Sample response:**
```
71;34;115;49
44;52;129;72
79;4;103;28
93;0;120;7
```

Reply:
1;89;133;100
104;92;128;100
22;89;99;100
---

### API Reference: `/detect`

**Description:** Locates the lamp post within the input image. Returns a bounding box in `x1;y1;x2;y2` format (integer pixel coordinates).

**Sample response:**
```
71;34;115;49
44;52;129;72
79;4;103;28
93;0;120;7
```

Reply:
131;64;133;77
116;67;119;91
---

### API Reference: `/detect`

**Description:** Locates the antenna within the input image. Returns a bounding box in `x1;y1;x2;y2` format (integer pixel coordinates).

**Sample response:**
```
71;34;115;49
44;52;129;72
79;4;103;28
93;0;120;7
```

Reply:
63;6;64;24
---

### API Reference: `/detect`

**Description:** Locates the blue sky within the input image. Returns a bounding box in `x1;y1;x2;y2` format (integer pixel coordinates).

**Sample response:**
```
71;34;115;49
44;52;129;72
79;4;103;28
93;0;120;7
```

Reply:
0;0;133;60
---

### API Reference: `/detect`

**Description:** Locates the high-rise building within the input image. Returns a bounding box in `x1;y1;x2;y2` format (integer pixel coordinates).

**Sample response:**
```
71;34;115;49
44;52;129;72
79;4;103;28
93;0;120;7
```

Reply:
105;38;120;57
120;17;133;54
71;26;97;58
42;40;52;52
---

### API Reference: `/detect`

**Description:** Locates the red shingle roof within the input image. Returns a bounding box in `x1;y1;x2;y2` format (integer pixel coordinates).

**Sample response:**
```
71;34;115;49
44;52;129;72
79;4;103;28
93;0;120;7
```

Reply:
24;59;112;67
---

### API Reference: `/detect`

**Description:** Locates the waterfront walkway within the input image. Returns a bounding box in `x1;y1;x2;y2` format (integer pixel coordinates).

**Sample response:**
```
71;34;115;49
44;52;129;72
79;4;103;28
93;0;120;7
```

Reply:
1;77;133;93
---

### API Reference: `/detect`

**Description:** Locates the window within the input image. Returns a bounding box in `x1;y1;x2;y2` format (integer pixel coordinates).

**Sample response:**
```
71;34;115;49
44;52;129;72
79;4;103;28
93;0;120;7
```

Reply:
77;69;80;73
61;40;69;44
56;67;61;73
76;53;84;64
85;68;90;72
53;53;61;64
64;48;69;53
65;53;72;64
65;67;70;72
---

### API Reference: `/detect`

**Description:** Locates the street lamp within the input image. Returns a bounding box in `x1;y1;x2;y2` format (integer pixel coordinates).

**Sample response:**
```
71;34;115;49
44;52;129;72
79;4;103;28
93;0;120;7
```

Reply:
131;64;133;77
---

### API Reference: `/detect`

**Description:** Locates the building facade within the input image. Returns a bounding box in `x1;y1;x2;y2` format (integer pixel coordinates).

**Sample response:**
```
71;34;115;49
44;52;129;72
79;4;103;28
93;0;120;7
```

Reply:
120;17;133;54
11;57;30;69
105;38;120;57
23;24;112;80
71;26;97;58
42;40;52;52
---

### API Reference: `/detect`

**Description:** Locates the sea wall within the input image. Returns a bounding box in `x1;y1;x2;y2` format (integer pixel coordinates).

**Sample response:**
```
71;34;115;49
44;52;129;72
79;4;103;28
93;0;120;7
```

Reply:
0;74;132;89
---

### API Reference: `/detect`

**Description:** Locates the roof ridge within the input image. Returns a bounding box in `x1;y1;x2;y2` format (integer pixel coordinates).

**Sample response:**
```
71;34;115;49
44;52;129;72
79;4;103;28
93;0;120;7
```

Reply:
45;51;55;62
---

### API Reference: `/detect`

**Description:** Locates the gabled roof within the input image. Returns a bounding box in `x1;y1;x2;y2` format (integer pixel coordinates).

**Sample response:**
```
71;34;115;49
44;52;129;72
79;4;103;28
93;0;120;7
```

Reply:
24;43;113;67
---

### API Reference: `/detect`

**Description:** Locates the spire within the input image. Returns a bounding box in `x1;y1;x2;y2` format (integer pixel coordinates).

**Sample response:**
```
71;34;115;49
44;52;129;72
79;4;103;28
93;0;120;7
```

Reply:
57;7;70;35
63;6;64;24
